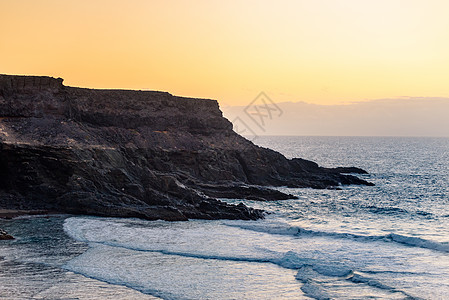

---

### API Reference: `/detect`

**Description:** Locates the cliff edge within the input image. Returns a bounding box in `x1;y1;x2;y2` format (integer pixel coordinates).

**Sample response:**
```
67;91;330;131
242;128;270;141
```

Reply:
0;74;372;221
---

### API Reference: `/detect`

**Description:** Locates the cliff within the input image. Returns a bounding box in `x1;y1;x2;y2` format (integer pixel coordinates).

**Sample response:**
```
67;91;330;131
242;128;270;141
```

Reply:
0;74;372;221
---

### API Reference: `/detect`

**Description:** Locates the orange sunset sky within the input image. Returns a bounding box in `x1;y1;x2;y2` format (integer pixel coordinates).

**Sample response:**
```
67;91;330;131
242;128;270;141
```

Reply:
1;0;449;105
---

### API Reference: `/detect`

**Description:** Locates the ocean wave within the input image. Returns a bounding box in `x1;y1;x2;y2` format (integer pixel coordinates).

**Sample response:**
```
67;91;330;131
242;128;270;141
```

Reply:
66;242;414;300
346;273;422;300
224;222;449;253
64;218;361;274
299;280;332;300
86;244;421;300
63;217;429;299
64;216;449;256
294;265;421;300
361;205;436;219
363;205;409;215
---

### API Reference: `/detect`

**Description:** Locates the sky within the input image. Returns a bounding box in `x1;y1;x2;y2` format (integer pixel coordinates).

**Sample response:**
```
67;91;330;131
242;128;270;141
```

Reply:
2;0;449;107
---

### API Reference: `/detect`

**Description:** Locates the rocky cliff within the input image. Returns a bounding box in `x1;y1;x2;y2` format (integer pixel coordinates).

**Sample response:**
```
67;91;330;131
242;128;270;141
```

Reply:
0;74;372;221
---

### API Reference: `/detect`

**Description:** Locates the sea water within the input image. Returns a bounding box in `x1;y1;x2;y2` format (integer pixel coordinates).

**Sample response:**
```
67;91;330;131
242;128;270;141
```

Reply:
1;136;448;299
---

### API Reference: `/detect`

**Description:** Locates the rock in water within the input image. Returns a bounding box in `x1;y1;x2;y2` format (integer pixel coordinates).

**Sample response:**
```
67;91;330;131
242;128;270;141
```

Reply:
0;228;14;240
0;74;373;221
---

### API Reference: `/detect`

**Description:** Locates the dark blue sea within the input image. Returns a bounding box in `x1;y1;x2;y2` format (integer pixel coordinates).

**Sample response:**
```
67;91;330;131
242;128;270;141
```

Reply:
1;136;448;299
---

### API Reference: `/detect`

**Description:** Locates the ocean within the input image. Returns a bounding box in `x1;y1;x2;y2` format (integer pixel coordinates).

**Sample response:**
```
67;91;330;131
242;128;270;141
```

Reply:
1;136;448;299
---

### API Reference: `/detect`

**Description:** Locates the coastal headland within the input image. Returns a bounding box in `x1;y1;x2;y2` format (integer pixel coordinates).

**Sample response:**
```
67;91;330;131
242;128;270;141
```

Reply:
0;74;372;221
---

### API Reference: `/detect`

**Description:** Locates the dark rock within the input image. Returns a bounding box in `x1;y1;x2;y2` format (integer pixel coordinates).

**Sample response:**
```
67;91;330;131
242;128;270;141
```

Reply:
0;228;14;240
0;74;373;221
195;183;298;201
326;167;369;174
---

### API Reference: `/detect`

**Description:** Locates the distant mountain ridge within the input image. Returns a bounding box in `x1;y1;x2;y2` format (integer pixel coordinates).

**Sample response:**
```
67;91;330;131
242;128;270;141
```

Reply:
222;97;449;137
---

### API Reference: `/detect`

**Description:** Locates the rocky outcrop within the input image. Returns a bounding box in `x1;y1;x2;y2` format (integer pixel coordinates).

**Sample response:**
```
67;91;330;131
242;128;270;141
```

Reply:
0;228;14;240
0;74;373;221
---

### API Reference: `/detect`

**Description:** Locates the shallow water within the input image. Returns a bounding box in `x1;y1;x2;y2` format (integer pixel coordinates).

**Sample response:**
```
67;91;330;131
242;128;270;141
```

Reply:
1;136;448;299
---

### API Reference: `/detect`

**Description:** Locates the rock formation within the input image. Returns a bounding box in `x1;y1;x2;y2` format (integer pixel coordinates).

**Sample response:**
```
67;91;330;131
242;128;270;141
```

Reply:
0;74;373;221
0;228;14;240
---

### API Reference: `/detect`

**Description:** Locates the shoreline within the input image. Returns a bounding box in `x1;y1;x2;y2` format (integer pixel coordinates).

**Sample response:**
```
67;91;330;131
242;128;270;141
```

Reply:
0;209;64;219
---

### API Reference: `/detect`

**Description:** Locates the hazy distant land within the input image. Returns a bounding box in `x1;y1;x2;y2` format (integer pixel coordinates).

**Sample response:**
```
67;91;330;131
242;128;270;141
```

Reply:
222;97;449;137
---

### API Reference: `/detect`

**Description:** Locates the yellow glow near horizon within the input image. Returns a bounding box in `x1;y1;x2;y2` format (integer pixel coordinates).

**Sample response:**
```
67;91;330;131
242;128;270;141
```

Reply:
1;0;449;105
